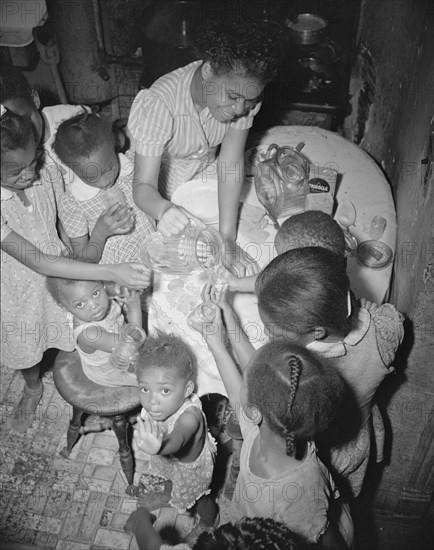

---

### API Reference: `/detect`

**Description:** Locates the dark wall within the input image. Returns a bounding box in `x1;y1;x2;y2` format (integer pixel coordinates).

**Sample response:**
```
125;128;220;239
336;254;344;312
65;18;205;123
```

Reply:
344;0;433;546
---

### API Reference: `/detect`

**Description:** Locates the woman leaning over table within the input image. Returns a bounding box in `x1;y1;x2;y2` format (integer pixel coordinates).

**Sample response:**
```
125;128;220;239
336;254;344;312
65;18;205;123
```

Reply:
127;17;279;274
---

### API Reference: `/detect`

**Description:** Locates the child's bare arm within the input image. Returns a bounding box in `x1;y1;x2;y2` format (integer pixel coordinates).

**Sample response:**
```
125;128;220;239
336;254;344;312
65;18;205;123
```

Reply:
159;409;201;455
121;290;143;327
203;282;255;370
1;229;151;288
217;286;256;370
189;309;243;409
211;266;257;293
76;325;119;354
229;273;257;293
77;324;135;370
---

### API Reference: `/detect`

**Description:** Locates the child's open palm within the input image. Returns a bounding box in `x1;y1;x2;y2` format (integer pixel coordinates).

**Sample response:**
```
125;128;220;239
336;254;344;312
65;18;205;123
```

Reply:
135;411;164;455
96;204;134;237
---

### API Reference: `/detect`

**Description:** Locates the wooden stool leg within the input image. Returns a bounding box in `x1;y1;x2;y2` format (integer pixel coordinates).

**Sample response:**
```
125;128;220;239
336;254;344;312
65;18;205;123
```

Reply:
60;406;83;458
112;414;138;496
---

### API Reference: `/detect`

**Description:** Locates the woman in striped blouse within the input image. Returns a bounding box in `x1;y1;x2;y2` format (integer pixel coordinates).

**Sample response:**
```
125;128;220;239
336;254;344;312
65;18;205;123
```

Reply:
127;18;278;274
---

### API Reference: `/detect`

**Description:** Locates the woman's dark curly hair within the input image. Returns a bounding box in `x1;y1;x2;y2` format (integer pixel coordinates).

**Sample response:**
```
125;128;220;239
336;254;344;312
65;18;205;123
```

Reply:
53;112;115;167
195;516;311;549
246;341;344;456
193;18;279;84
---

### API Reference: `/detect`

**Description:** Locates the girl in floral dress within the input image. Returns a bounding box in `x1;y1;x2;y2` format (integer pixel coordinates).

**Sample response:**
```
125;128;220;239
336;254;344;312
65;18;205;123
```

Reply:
133;333;218;544
1;108;150;433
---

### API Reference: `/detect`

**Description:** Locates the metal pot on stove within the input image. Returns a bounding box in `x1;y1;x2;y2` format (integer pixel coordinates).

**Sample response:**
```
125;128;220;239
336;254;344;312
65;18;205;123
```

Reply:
254;143;310;220
285;13;329;45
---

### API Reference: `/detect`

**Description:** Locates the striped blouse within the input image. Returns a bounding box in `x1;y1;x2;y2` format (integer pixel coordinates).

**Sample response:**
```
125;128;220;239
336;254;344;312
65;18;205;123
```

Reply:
127;60;261;198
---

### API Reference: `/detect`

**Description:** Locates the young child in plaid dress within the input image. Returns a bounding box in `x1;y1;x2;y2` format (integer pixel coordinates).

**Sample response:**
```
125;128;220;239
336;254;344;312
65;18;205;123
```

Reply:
53;112;155;264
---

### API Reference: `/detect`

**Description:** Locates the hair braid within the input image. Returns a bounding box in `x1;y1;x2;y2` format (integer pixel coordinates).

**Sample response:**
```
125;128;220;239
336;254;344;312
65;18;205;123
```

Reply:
284;355;302;456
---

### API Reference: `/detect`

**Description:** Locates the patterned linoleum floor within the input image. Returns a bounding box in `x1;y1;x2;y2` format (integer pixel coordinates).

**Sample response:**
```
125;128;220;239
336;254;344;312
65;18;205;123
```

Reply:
0;362;233;550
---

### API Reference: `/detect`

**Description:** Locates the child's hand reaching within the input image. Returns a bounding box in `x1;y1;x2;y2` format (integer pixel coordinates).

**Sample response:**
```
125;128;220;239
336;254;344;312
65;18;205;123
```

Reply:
96;204;134;237
202;281;233;314
135;411;164;455
117;287;143;306
205;265;258;294
188;303;227;353
209;265;239;292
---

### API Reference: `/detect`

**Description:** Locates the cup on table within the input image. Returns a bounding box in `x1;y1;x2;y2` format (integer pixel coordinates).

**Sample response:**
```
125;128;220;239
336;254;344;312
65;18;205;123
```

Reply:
110;323;147;372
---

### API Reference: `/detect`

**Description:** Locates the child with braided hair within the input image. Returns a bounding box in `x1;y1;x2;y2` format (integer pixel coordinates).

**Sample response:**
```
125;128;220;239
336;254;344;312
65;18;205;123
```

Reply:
189;310;354;549
206;245;403;501
255;247;404;499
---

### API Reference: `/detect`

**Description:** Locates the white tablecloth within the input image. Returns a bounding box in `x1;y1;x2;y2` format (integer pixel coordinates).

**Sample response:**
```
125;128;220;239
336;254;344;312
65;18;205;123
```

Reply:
149;126;396;396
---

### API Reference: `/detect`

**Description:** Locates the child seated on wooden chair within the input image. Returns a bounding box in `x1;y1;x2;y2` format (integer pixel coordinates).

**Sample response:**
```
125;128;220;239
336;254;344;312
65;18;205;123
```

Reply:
46;277;145;387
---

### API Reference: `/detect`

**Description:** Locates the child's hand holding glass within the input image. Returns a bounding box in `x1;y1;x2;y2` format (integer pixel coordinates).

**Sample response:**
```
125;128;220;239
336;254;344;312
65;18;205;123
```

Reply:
95;203;134;237
201;280;234;314
135;410;164;455
203;281;240;332
118;287;143;310
188;300;227;353
204;263;257;294
110;322;146;373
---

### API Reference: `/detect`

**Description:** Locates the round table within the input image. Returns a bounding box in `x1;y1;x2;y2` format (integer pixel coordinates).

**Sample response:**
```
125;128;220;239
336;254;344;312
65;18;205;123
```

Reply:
241;126;396;304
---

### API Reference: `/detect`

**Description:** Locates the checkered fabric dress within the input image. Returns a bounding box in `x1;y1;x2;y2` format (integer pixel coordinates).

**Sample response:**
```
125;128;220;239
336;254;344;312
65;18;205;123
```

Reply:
58;152;156;264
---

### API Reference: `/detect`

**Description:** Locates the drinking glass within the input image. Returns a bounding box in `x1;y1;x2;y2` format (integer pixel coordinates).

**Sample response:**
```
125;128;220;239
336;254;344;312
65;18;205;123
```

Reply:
187;301;218;325
110;323;147;372
100;186;127;208
100;186;134;231
335;200;358;257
